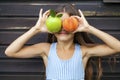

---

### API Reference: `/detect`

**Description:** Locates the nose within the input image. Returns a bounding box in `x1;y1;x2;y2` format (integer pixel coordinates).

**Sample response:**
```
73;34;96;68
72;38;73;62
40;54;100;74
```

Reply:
60;13;70;21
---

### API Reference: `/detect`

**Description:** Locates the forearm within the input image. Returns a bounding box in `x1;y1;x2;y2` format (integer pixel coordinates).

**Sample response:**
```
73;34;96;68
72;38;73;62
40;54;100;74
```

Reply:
5;27;40;54
88;26;120;51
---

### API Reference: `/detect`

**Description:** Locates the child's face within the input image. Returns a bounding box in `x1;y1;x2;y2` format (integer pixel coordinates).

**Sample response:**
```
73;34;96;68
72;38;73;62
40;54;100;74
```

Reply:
54;12;74;42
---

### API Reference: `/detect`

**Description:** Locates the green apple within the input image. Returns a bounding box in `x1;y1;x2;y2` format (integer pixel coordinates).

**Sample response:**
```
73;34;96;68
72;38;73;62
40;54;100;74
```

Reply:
46;16;62;33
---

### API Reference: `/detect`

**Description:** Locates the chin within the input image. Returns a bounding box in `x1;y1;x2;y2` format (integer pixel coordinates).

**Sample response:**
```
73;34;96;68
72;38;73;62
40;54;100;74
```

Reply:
59;37;69;41
55;33;74;42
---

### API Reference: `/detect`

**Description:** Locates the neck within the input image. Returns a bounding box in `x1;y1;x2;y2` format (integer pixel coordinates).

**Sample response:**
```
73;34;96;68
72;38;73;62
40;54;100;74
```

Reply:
57;40;75;50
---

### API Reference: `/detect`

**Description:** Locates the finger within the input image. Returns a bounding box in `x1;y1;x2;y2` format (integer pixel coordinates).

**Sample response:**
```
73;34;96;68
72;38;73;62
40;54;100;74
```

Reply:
43;10;50;19
78;9;84;18
71;16;80;21
78;9;88;23
71;16;83;24
36;9;43;25
39;8;43;18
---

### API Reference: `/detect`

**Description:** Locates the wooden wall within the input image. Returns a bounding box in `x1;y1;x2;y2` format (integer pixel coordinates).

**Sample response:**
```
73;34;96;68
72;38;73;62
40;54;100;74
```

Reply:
0;0;120;80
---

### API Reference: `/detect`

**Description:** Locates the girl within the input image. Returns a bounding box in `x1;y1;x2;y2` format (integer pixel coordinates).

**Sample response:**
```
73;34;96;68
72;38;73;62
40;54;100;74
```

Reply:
5;4;120;80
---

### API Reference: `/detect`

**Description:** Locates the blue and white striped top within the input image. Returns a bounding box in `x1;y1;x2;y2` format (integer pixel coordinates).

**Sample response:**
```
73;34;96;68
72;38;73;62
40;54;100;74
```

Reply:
46;43;85;80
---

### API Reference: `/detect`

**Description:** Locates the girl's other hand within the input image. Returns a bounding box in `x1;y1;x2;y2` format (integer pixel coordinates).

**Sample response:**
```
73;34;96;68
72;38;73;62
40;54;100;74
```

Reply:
73;9;91;33
33;9;50;33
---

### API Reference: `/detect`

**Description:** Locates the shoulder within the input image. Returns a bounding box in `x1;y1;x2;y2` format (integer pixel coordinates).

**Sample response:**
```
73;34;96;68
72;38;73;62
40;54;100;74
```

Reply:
80;44;97;58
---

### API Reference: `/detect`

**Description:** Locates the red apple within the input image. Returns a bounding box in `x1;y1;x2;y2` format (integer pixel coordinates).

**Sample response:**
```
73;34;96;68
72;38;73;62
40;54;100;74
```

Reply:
63;17;79;32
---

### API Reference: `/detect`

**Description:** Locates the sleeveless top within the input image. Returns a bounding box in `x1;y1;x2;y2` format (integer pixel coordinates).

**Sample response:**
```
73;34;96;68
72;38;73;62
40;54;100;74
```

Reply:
46;43;85;80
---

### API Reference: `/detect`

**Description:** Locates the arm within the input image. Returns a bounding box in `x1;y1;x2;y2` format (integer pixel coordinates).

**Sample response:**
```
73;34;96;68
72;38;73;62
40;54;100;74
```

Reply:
86;26;120;56
5;9;50;58
75;9;120;57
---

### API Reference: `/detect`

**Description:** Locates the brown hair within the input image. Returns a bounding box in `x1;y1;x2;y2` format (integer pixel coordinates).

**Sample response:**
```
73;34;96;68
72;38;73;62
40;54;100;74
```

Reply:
47;4;103;80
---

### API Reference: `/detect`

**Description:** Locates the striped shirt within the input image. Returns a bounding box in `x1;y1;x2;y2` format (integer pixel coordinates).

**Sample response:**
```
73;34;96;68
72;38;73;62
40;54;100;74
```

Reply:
46;43;84;80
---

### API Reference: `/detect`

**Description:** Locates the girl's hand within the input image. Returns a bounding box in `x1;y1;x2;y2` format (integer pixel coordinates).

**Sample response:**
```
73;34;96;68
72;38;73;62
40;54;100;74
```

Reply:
73;9;91;33
33;9;50;33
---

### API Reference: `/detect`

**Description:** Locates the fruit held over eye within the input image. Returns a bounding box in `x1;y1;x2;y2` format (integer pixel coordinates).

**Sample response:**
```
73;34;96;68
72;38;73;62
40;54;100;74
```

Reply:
63;17;79;32
46;16;62;33
46;10;62;33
